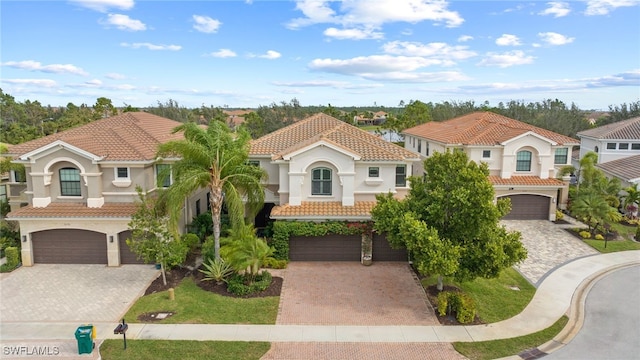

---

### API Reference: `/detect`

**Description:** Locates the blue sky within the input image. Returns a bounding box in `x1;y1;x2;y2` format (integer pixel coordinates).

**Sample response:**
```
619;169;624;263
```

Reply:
2;0;639;110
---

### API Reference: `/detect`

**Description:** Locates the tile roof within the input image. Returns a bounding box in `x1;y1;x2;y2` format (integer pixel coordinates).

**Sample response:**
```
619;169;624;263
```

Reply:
7;203;138;219
577;116;640;140
250;113;419;161
489;176;565;187
596;155;640;182
270;201;376;219
7;112;184;161
402;111;579;146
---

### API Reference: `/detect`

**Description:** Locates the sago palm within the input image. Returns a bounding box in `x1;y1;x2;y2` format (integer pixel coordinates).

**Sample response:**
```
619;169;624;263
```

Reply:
157;121;267;260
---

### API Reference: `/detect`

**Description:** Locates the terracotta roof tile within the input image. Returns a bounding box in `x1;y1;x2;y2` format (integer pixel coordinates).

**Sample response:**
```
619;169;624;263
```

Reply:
489;176;565;187
6;112;184;161
250;113;418;161
596;155;640;182
7;203;138;219
402;111;579;146
271;201;376;219
577;116;640;140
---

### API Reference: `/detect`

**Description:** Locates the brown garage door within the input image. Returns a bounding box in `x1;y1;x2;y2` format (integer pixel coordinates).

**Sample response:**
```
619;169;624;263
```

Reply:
31;229;107;264
373;233;408;261
118;230;146;264
289;235;360;261
502;195;550;220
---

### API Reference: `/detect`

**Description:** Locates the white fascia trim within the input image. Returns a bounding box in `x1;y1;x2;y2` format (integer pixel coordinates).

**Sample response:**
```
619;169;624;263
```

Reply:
493;184;564;190
99;160;154;166
19;140;103;163
501;131;557;146
271;215;372;221
282;140;362;161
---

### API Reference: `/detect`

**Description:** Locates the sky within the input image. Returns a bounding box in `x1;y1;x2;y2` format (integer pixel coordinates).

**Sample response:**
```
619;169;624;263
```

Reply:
1;0;639;111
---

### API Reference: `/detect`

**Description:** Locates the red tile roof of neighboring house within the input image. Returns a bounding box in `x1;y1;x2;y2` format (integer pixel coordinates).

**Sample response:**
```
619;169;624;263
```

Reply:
250;113;418;161
7;203;138;219
577;116;640;140
489;176;565;186
402;111;579;146
7;112;184;161
596;154;640;182
270;201;376;219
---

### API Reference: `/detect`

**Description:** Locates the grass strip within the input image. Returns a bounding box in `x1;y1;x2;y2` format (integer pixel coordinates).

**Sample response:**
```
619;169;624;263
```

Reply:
100;340;270;360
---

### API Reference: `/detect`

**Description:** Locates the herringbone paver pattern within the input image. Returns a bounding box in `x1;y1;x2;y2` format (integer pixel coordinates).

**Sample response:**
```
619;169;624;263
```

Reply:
261;342;468;360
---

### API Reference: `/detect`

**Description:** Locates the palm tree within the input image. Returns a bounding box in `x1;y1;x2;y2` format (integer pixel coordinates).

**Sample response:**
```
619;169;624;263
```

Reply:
621;184;640;219
157;121;267;261
571;190;622;236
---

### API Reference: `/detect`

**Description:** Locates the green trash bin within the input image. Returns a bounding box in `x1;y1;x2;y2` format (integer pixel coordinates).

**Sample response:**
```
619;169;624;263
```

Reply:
75;325;94;355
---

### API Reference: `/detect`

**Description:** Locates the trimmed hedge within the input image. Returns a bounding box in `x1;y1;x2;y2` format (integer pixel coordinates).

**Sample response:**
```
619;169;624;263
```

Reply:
436;290;477;324
226;271;272;296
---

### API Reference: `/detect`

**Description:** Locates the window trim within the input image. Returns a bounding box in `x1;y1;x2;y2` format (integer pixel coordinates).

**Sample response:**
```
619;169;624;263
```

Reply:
156;164;172;188
619;143;629;150
59;167;81;197
417;140;422;154
395;165;407;187
516;150;532;172
606;143;616;150
368;167;380;178
115;167;130;180
482;150;491;159
554;148;568;164
632;143;640;150
311;167;332;196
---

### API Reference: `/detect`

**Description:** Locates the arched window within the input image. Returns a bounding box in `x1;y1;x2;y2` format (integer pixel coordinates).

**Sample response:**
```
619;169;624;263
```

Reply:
312;167;332;195
60;167;81;196
516;150;532;172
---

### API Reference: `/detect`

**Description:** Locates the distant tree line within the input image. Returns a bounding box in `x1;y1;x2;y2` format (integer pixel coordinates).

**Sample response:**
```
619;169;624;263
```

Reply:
1;87;638;145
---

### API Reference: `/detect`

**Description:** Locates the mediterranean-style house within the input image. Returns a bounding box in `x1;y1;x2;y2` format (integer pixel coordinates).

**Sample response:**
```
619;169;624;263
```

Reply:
402;111;580;221
6;112;209;266
249;113;419;261
576;116;640;187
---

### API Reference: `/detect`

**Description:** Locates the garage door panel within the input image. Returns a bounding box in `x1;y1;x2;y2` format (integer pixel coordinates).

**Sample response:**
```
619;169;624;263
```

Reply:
502;195;549;220
118;230;146;264
373;234;408;261
32;229;107;264
289;235;360;261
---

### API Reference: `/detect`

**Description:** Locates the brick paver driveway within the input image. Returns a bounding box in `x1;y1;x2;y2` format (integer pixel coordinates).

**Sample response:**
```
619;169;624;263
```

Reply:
276;262;438;326
0;264;158;322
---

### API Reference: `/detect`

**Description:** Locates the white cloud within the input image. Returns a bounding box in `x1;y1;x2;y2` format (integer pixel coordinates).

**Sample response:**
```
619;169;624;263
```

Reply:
259;50;281;59
120;42;182;51
287;0;464;30
585;0;638;15
309;55;447;75
539;2;571;17
538;32;575;45
102;14;146;31
192;15;221;33
69;0;134;12
2;79;58;87
478;51;535;68
105;72;126;80
2;60;88;76
208;49;237;58
272;80;384;89
496;34;522;46
85;79;103;87
458;35;473;42
360;71;469;83
382;41;476;61
324;27;383;40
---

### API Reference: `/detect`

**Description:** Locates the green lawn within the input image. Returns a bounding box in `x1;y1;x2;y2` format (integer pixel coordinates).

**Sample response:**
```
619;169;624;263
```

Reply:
100;340;270;360
124;277;279;324
421;268;536;323
454;316;568;360
583;239;640;253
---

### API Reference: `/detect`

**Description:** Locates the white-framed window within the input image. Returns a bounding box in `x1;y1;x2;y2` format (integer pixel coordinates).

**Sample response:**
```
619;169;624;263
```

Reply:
11;169;26;183
60;167;81;196
247;160;260;167
312;167;332;195
368;167;379;178
156;164;172;188
417;140;422;154
516;150;532;172
425;142;429;156
554;148;568;164
632;143;640;150
0;185;7;203
482;150;491;158
606;143;616;150
619;143;629;150
395;165;406;187
115;167;130;179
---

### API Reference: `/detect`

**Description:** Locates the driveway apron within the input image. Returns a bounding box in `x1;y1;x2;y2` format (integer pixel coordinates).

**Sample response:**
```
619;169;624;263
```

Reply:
0;264;158;322
276;262;438;326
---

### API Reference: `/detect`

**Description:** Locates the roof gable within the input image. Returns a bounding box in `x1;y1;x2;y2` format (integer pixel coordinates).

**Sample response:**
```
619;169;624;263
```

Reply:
577;116;640;140
17;140;103;162
281;139;362;161
402;111;579;146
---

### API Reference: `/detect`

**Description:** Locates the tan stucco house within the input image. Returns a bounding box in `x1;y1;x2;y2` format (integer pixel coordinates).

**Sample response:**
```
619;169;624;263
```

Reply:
402;111;580;220
249;113;419;261
6;112;208;266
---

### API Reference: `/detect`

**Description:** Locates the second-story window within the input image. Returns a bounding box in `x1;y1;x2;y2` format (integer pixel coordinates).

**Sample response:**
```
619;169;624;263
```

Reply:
554;148;568;164
156;164;172;188
516;150;532;171
312;167;332;195
60;168;81;196
417;140;422;154
395;165;407;187
606;143;616;150
368;167;379;178
248;160;260;167
482;150;491;158
116;167;129;179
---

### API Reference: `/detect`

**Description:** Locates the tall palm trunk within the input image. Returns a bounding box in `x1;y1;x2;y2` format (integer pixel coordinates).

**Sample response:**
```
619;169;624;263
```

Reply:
210;187;224;261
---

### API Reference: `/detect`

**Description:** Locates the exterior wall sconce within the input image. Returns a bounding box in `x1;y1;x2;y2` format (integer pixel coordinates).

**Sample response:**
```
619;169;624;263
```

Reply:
109;236;114;243
22;235;27;242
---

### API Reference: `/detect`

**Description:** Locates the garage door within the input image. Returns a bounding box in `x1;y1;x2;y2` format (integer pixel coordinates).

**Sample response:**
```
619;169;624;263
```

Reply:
31;229;107;264
373;234;408;261
118;230;146;264
502;195;550;220
289;235;360;261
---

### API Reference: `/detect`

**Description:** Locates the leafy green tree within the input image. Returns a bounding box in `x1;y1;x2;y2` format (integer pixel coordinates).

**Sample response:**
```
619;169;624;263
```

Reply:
127;187;189;285
221;223;274;284
157;121;267;261
242;112;266;138
93;97;117;119
372;151;526;289
384;100;432;133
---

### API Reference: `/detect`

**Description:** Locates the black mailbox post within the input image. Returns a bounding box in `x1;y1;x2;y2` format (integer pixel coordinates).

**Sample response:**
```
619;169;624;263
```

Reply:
113;318;129;350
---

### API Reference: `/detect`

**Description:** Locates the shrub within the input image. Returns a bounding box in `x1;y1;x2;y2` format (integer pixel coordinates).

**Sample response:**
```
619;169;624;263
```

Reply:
263;258;288;269
181;233;200;252
636;225;640;242
594;234;604;240
226;271;272;296
5;246;19;268
555;209;564;221
436;291;450;316
579;231;592;239
199;258;234;284
436;291;477;324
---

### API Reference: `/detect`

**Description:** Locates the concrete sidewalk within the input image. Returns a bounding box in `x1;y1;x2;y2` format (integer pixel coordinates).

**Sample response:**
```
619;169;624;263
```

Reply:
1;251;638;351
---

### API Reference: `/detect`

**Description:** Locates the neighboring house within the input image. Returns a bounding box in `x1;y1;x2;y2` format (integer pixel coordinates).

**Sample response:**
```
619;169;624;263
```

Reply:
402;111;580;221
249;113;419;261
595;154;640;188
5;112;208;266
353;111;387;126
223;109;254;129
